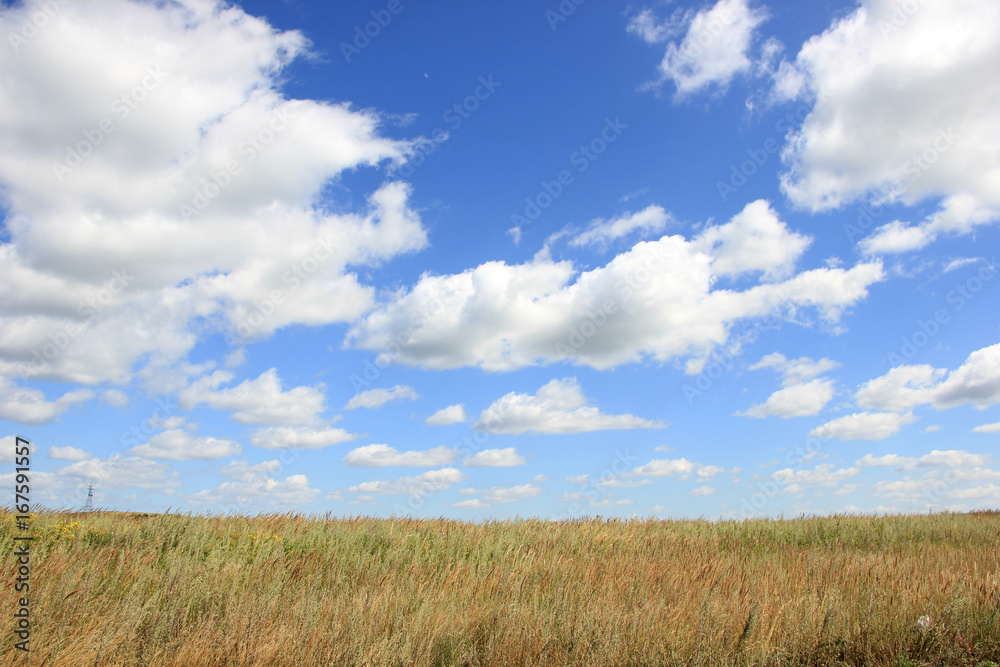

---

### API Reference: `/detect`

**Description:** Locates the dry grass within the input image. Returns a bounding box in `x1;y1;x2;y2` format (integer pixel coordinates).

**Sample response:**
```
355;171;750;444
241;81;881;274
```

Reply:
1;509;998;666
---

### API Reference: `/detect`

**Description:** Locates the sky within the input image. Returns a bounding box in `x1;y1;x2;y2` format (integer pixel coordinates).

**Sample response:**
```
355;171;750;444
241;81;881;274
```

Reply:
1;0;998;520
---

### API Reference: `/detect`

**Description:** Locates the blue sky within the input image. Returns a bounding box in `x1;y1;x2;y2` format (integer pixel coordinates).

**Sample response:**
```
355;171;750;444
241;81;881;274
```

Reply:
1;0;998;519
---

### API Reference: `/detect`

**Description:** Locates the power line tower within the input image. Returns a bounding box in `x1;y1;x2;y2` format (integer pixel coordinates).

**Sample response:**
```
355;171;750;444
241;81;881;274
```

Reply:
84;481;94;512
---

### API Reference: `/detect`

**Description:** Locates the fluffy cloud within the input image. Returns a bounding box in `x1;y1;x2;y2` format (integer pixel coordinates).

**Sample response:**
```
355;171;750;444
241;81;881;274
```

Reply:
0;378;93;425
192;460;319;506
690;485;716;496
341;444;457;468
627;457;722;479
690;200;810;279
809;411;916;441
179;368;327;425
345;385;419;410
0;0;426;387
128;429;240;461
777;0;1000;251
474;378;664;435
49;445;91;461
463;448;527;467
974;422;1000;434
346;467;465;496
854;342;1000;412
749;352;839;386
348;201;882;372
249;425;357;450
566;206;672;249
737;378;835;418
482;484;541;504
425;404;466;426
630;0;769;99
771;464;860;494
857;449;991;471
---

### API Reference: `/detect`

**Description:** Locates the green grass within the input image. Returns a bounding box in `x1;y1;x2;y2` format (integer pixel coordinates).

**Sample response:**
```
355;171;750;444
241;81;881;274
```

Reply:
1;509;998;666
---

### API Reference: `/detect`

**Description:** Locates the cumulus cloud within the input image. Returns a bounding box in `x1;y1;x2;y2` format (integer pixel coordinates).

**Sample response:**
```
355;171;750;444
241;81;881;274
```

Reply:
777;0;1000;251
474;378;664;435
128;428;241;461
854;342;1000;412
626;457;723;480
341;444;457;467
566;205;672;249
749;352;839;386
425;403;466;426
348;201;882;372
192;460;319;506
49;445;91;461
771;464;860;494
0;0;427;387
346;467;465;496
857;449;991;471
973;421;1000;434
690;200;810;279
737;378;835;418
463;448;527;467
809;411;916;441
179;368;327;425
249;425;357;450
690;485;716;496
0;378;93;425
631;0;769;99
345;384;419;410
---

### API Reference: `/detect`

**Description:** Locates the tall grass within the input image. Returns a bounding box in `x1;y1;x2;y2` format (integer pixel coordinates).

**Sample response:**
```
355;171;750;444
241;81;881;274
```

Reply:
1;509;998;666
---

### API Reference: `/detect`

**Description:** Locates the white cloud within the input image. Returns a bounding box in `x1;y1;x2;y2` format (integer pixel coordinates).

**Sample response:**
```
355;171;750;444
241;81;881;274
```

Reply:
737;378;835;418
348;201;882;372
690;200;810;279
249;425;357;450
345;384;418;410
100;388;129;407
453;498;489;509
690;485;716;496
463;448;526;467
341;444;457;468
857;449;991;471
974;421;1000;434
474;378;664;435
0;0;427;387
596;478;653;488
483;484;542;504
128;428;240;461
0;378;93;425
809;411;916;441
346;467;465;496
771;464;860;491
854;342;1000;412
49;445;91;461
566;205;672;249
777;0;1000;250
193;460;319;506
629;457;695;477
590;498;635;508
179;368;327;425
425;403;466;425
749;352;839;386
634;0;769;99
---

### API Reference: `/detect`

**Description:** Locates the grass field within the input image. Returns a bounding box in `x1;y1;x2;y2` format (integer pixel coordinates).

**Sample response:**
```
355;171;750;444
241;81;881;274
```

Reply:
1;509;998;666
